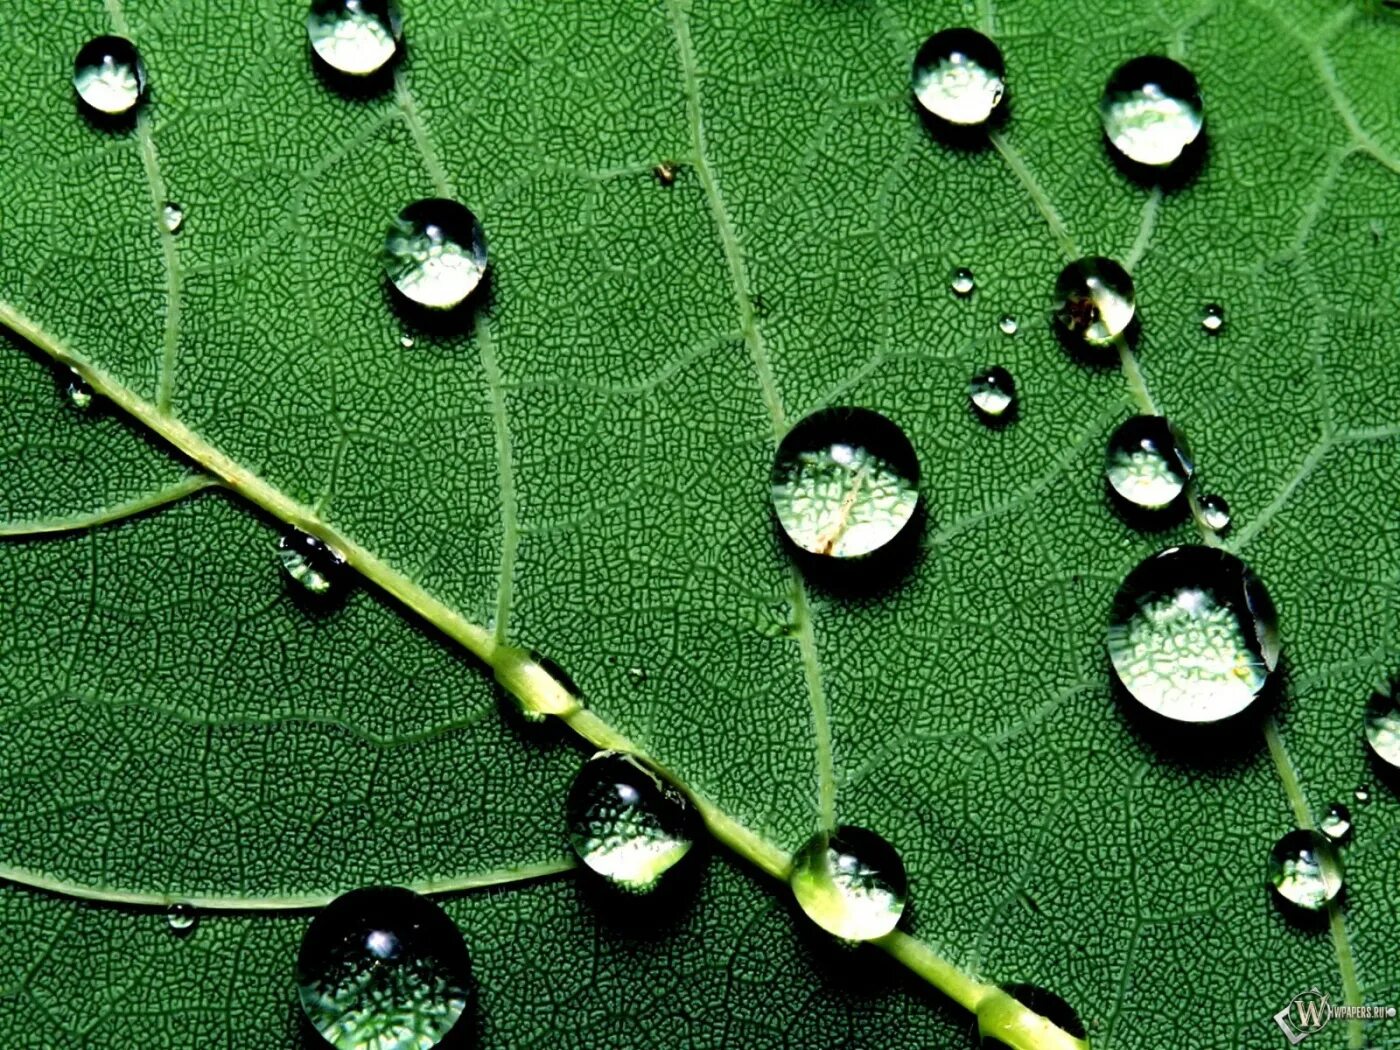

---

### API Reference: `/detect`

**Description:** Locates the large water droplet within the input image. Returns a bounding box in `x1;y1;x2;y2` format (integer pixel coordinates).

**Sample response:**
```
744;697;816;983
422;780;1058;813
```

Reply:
384;199;489;312
950;266;976;297
1200;303;1225;333
73;36;146;118
1364;687;1400;770
1105;415;1193;513
1198;493;1231;534
307;0;403;78
1100;56;1204;168
296;886;471;1050
566;751;694;893
1320;803;1352;843
790;825;907;941
278;531;349;597
167;904;197;936
1267;830;1343;911
969;366;1016;421
998;313;1018;336
1054;257;1135;347
771;408;920;560
1108;546;1280;724
161;201;185;234
911;28;1006;127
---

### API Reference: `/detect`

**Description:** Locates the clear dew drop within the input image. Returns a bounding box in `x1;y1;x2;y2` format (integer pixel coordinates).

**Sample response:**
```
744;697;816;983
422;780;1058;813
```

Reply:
969;366;1016;421
1201;303;1225;333
950;266;976;297
911;28;1006;127
790;825;907;941
770;407;920;560
565;751;695;893
998;313;1018;336
1198;492;1231;534
307;0;403;78
1355;785;1372;805
64;371;94;411
399;333;415;348
1108;546;1281;724
1054;257;1136;347
1364;686;1400;771
73;36;146;118
277;531;349;597
1100;56;1204;168
1267;830;1344;911
1105;415;1194;513
384;199;489;312
161;201;185;234
1320;803;1353;843
166;904;197;936
296;886;471;1050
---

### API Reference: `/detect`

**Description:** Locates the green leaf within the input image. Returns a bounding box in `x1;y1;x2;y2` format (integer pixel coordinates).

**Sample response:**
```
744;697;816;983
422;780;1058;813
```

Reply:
2;0;1399;1047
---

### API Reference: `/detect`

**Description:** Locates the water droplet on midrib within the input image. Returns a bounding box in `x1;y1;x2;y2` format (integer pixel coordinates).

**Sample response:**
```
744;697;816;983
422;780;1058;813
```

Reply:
790;825;907;941
566;751;694;892
64;372;94;411
1267;830;1343;911
307;0;404;77
384;198;489;312
161;201;185;234
912;28;1006;127
1054;257;1136;348
1105;415;1193;513
73;36;146;118
1100;55;1204;168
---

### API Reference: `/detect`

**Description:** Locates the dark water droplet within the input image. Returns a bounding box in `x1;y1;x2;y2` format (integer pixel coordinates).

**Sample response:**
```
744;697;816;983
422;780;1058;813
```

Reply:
277;531;349;597
790;825;907;941
1364;687;1400;770
652;162;678;187
771;408;920;560
1105;415;1193;512
296;886;471;1050
166;904;197;936
307;0;403;77
1054;257;1135;347
950;266;976;297
161;201;185;234
566;751;694;893
1198;492;1231;534
1201;303;1224;333
1320;802;1352;843
73;36;146;118
63;371;94;411
1101;56;1204;168
970;366;1016;421
1268;830;1343;911
384;199;488;312
912;28;1006;127
979;983;1087;1046
1108;546;1280;724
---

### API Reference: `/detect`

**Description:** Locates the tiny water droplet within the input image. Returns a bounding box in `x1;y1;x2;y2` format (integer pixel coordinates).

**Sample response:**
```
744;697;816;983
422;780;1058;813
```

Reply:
161;201;185;234
1108;546;1280;724
64;372;94;411
296;886;471;1050
384;199;488;312
652;162;677;187
1198;492;1231;534
950;266;976;297
1200;303;1224;333
1320;803;1352;843
979;984;1087;1046
166;904;196;936
73;36;146;118
307;0;403;78
969;366;1016;421
998;313;1018;336
1054;257;1135;347
770;408;920;560
1105;415;1193;512
1364;686;1400;770
1100;56;1204;167
399;333;415;348
277;531;349;597
911;28;1006;127
566;751;694;893
1355;785;1371;804
1267;830;1343;911
790;825;907;941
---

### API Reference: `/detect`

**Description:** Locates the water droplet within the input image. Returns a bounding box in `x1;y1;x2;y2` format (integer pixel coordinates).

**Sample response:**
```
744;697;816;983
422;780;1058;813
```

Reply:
1267;830;1343;911
307;0;403;78
161;201;185;234
979;984;1087;1046
1198;492;1231;534
1100;56;1204;168
277;531;349;597
790;825;907;941
950;267;976;297
296;886;471;1050
399;333;415;348
652;162;678;187
1054;257;1135;347
384;199;488;312
1364;686;1400;770
1105;415;1194;512
1200;303;1224;333
969;366;1016;421
626;666;647;687
1320;803;1352;843
998;313;1018;336
64;371;94;411
911;28;1006;127
166;904;197;936
73;36;146;118
770;408;920;560
566;751;695;893
1108;546;1280;724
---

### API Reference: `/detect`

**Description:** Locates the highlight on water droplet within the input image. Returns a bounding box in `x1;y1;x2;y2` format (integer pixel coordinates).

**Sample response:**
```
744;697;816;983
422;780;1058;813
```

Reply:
1105;415;1193;514
1200;303;1224;333
1100;56;1204;168
1108;546;1280;724
1198;493;1231;534
1355;785;1371;804
565;751;695;893
790;825;907;941
911;28;1006;127
950;266;976;297
167;904;197;936
998;313;1018;336
307;0;403;78
399;333;415;348
277;531;349;597
384;199;489;312
1267;830;1343;911
770;407;920;560
1054;257;1135;348
1364;686;1400;770
1320;802;1352;843
73;36;146;119
63;369;94;411
969;366;1016;422
296;886;471;1050
161;201;185;234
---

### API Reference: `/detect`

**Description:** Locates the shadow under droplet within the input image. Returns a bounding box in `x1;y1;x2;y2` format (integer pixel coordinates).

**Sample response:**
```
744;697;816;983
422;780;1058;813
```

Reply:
74;95;139;135
571;838;709;938
308;46;401;100
913;94;1009;153
1104;129;1209;192
778;500;927;600
384;269;494;340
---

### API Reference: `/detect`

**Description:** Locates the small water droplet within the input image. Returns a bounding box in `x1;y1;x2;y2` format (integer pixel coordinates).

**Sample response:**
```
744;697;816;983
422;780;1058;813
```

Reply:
384;199;489;312
1364;686;1400;770
1267;830;1343;911
911;28;1006;127
1108;545;1280;724
1054;257;1135;347
307;0;403;78
277;531;349;597
297;886;471;1050
998;313;1018;336
969;366;1016;421
1100;56;1204;167
64;371;94;411
73;36;146;118
1355;785;1371;804
566;751;694;893
950;266;976;297
791;825;907;941
771;408;920;560
652;162;678;187
1198;493;1231;534
1105;415;1194;512
399;333;415;348
1320;803;1352;843
166;904;197;936
1200;303;1224;333
161;201;185;234
979;984;1087;1046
